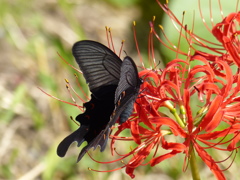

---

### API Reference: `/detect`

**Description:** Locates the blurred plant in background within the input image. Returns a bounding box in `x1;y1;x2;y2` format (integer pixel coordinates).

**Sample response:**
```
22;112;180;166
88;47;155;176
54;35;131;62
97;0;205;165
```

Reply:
0;0;239;180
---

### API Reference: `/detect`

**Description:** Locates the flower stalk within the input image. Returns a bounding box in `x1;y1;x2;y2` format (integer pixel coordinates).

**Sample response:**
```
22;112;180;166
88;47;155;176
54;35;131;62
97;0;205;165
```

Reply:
189;144;200;180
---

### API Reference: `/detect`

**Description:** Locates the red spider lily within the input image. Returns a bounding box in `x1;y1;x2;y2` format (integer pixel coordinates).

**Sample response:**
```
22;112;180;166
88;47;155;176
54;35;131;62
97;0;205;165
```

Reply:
110;58;240;179
105;1;240;179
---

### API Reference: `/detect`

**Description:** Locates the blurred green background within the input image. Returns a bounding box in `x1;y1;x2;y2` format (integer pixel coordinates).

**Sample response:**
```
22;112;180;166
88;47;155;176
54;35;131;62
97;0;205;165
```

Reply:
0;0;239;180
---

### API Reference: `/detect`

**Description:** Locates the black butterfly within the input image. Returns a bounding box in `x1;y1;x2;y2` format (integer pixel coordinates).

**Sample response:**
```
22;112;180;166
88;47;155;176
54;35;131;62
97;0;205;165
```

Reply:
57;40;141;162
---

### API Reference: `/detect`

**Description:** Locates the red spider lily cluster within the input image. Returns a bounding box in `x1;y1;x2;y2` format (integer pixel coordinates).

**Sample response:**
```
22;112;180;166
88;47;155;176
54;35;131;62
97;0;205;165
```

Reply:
105;1;240;179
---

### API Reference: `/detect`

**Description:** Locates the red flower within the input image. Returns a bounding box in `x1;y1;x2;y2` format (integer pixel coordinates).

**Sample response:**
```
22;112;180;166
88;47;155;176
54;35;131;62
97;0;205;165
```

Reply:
107;1;240;179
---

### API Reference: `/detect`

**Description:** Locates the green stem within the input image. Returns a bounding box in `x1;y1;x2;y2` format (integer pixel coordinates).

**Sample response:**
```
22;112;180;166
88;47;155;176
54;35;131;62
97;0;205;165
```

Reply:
189;146;201;180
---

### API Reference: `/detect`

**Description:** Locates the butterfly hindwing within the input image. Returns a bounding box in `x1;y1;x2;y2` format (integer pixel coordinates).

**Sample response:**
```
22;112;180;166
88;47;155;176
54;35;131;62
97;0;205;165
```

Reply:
110;56;142;126
57;125;88;158
57;85;116;162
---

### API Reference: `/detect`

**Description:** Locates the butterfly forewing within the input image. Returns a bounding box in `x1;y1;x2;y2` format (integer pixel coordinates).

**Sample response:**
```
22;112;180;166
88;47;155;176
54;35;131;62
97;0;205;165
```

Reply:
72;40;122;94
